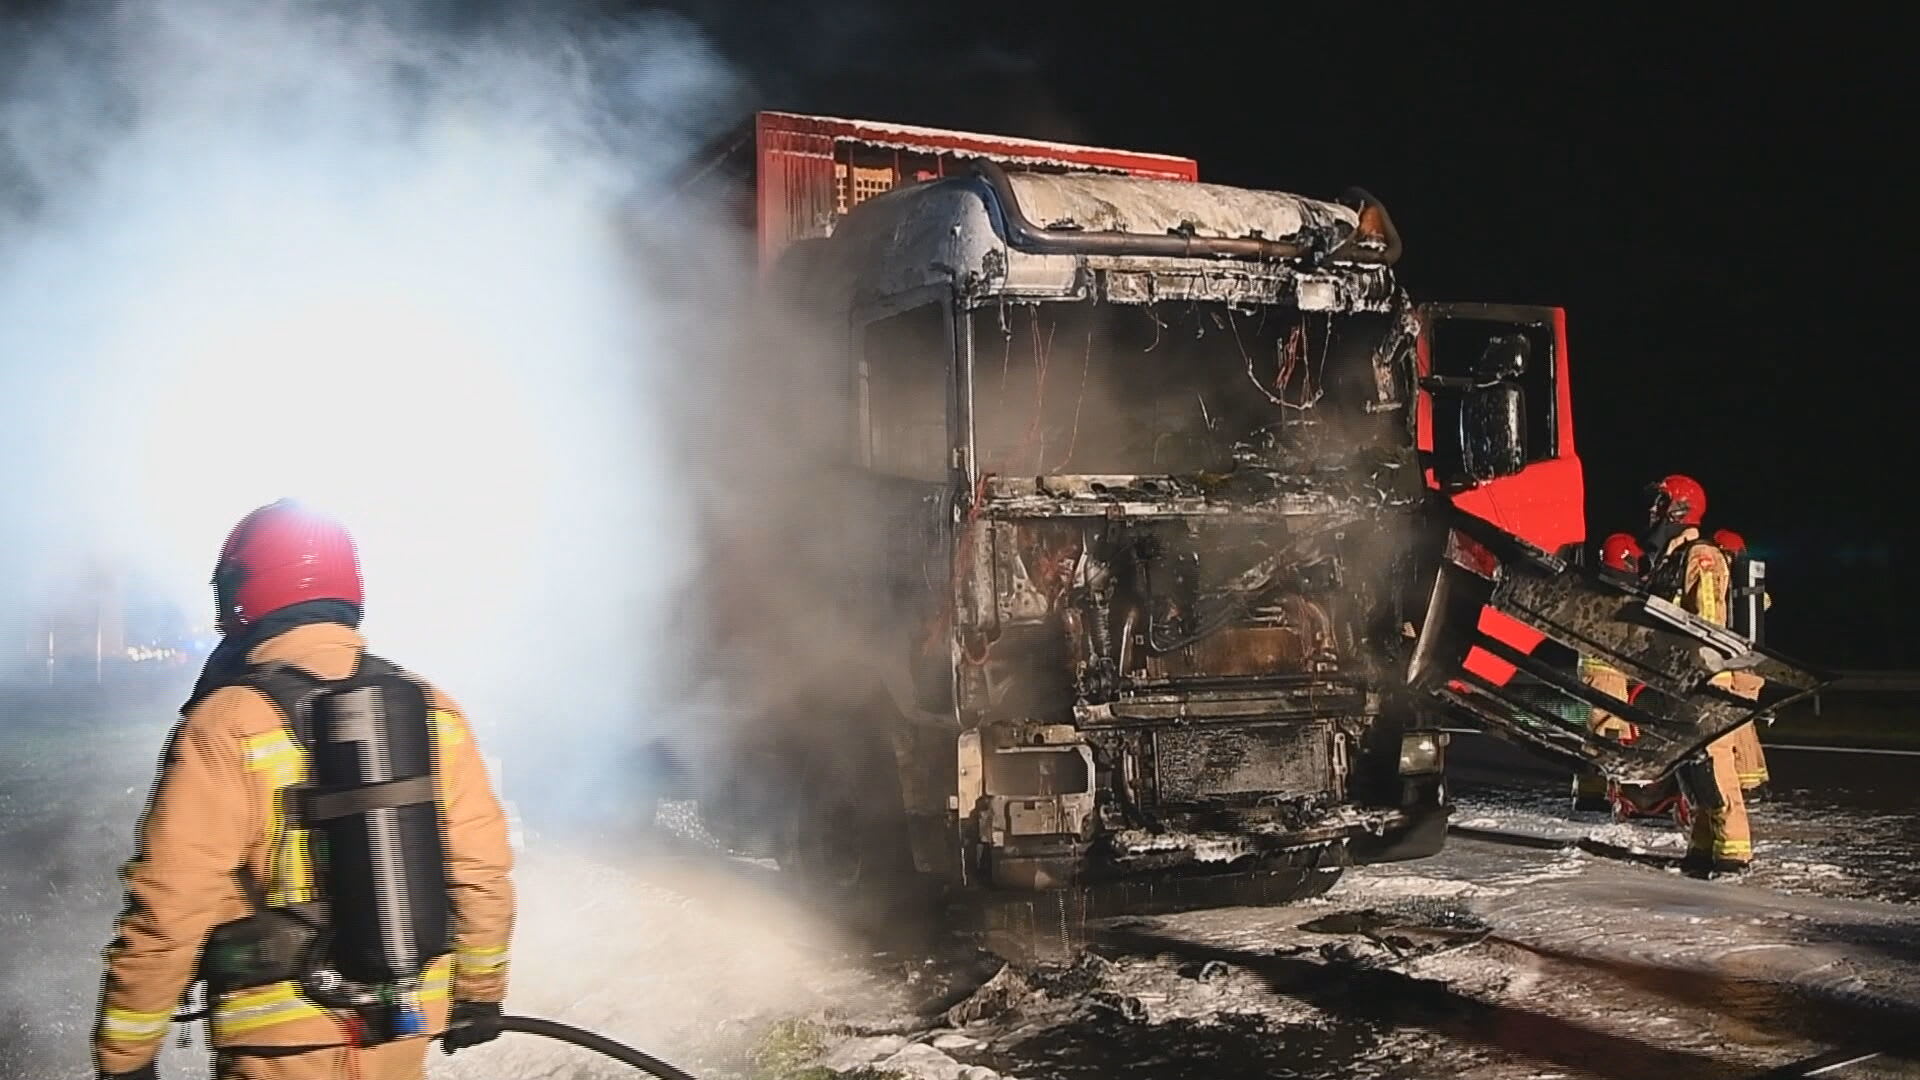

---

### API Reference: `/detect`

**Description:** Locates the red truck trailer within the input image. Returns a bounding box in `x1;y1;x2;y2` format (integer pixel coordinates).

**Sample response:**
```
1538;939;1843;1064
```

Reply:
683;110;1199;267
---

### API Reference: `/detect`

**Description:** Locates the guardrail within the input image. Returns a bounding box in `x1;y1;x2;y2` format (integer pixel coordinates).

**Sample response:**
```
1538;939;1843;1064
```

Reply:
1824;670;1920;694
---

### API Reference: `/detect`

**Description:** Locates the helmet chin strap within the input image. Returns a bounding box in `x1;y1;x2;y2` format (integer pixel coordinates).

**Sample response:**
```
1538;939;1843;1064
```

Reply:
212;560;245;635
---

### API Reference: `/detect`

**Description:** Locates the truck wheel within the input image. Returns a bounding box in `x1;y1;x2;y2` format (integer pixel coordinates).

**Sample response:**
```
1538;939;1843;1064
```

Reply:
780;724;922;928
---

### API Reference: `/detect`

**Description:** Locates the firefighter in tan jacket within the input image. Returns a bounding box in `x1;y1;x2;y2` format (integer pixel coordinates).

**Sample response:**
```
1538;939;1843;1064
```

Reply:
1643;476;1751;877
1711;528;1772;797
95;500;514;1080
1572;533;1644;810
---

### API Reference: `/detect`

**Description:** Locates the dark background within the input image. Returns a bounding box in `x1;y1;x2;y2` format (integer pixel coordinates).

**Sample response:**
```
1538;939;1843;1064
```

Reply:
652;3;1908;668
3;2;1906;666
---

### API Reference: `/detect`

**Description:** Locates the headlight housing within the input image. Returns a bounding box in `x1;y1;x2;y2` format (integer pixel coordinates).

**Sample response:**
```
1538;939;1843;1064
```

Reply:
1398;731;1445;775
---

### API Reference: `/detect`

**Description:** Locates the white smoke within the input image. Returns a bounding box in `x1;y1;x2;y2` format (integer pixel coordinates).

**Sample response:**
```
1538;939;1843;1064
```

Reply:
0;0;754;788
0;1;877;1072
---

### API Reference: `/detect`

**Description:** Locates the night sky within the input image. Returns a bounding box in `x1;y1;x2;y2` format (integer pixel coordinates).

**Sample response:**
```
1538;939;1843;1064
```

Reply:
656;3;1909;669
1;3;1904;666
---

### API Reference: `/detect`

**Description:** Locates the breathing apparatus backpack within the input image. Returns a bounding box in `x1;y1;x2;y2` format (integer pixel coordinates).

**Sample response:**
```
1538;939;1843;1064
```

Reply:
1727;550;1767;644
199;655;452;1043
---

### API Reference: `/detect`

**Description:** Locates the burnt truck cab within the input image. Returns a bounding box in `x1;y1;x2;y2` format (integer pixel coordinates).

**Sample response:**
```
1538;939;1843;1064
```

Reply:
686;119;1832;926
769;162;1472;899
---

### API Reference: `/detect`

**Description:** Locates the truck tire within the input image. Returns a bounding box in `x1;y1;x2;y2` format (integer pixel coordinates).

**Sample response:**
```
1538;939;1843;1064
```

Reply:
778;716;923;929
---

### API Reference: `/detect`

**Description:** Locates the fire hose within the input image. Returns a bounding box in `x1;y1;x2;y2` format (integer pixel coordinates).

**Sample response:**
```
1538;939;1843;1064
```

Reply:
482;1016;700;1080
172;1002;700;1080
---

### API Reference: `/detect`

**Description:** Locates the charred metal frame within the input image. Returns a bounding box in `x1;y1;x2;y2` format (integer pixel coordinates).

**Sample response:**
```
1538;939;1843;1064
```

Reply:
1410;509;1832;783
936;257;1441;885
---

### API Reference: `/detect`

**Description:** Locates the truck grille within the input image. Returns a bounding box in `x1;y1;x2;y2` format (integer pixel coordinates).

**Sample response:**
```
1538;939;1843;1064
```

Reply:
1153;722;1336;804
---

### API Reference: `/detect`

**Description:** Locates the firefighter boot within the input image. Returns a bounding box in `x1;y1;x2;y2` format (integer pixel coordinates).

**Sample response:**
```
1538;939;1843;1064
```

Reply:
1677;736;1751;879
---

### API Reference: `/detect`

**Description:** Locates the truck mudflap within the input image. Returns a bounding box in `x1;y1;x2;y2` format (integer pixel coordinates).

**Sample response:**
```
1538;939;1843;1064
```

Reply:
1408;510;1832;783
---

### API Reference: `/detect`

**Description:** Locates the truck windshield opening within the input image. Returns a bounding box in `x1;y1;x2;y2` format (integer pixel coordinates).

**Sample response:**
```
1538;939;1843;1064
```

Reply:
970;300;1401;477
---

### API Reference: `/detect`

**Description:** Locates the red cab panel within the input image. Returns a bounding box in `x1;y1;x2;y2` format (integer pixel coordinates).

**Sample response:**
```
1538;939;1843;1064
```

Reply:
1416;303;1583;685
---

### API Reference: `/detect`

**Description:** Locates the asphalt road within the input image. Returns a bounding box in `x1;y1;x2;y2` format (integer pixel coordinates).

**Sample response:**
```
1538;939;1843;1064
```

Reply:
7;681;1919;1079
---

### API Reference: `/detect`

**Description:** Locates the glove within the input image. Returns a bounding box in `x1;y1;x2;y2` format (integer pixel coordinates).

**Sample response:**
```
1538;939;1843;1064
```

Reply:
98;1062;158;1080
440;1000;503;1055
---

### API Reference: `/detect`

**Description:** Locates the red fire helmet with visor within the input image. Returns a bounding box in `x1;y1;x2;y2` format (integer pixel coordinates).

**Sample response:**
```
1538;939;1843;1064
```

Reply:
1647;474;1707;528
1599;532;1644;574
212;499;363;633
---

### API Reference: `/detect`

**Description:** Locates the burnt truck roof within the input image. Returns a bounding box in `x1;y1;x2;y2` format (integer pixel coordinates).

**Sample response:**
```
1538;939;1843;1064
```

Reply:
1005;171;1357;251
792;164;1402;316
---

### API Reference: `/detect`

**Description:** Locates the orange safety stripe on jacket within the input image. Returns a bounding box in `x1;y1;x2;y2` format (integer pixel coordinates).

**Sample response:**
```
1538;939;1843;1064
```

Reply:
94;623;514;1075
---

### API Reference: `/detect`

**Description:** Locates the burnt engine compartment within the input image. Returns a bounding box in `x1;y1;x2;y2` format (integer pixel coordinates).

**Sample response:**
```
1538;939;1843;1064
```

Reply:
968;512;1418;717
960;510;1433;885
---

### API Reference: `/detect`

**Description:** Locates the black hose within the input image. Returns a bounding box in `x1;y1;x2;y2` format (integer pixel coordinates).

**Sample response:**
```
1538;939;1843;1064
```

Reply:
176;990;697;1079
496;1015;701;1080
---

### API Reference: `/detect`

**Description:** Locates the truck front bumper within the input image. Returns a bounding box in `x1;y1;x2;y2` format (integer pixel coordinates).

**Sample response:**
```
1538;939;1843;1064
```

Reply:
988;801;1450;889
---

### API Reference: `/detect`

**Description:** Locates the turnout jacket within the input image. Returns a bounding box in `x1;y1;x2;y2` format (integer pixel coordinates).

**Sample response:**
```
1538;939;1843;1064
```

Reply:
95;623;513;1073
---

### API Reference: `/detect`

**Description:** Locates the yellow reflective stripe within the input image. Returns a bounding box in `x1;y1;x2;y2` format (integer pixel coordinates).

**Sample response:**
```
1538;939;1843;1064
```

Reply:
244;728;296;756
418;955;455;1001
211;981;327;1040
429;709;464;811
220;982;302;1013
246;727;317;906
457;943;509;974
272;825;316;906
102;1006;172;1041
1715;839;1753;857
267;791;288;901
245;729;300;767
1688;560;1728;625
209;957;453;1040
431;709;465;747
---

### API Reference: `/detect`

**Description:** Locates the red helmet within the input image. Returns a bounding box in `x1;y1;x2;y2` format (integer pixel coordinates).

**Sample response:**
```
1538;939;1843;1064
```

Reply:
212;499;362;633
1600;532;1644;574
1647;474;1707;527
1712;528;1746;554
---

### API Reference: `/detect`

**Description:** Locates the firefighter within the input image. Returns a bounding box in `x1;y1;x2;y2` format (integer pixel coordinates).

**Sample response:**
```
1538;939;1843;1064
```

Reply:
1642;475;1750;878
1572;533;1643;810
95;500;514;1080
1712;528;1772;799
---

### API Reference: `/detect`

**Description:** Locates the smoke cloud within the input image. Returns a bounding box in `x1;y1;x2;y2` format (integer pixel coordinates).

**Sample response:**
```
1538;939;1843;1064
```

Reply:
0;0;881;1072
0;0;755;793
